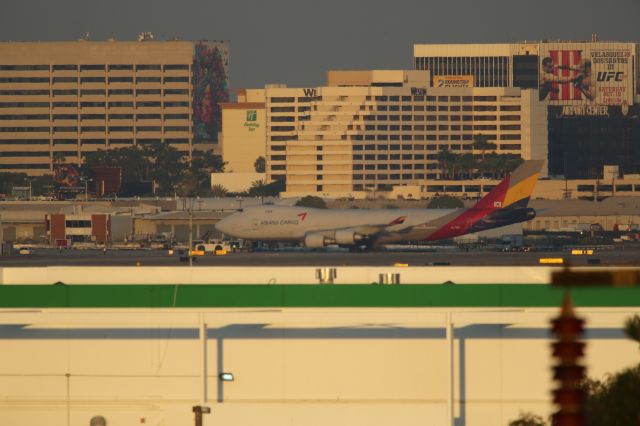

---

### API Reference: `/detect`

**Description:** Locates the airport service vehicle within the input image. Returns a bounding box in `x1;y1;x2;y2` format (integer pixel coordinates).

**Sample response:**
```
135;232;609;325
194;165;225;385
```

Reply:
215;160;543;249
190;239;236;255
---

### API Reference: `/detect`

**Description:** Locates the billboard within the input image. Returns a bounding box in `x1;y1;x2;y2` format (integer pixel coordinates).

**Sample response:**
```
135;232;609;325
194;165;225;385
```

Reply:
433;75;474;88
539;42;635;106
192;41;230;143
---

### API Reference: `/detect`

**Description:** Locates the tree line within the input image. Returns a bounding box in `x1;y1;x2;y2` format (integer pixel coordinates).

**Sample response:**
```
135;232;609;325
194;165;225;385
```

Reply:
83;142;225;196
437;134;523;180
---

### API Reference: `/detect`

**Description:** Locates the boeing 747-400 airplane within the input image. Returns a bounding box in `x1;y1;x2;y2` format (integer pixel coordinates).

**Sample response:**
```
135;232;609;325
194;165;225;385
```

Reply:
215;160;543;248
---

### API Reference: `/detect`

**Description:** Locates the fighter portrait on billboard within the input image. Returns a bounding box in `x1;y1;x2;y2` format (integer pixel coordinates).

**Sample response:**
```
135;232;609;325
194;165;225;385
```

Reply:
539;53;594;102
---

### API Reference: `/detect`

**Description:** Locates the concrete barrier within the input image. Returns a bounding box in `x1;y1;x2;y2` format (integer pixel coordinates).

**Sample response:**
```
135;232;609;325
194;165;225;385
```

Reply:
2;265;638;285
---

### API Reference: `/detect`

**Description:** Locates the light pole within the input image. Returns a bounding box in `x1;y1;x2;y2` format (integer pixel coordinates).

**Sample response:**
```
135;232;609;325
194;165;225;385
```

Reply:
188;205;193;267
23;177;32;200
81;177;93;202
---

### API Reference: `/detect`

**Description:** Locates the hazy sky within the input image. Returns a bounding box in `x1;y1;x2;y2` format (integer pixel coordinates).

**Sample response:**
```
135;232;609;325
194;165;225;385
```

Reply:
1;0;638;91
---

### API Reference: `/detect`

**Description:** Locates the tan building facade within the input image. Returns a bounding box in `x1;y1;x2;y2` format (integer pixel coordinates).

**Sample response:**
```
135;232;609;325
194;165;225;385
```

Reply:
260;70;547;198
0;40;229;175
414;175;640;200
219;89;266;173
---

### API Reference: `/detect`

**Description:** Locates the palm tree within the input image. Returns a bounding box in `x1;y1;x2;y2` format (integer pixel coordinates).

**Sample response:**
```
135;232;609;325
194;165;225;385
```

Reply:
253;156;266;173
210;184;228;198
472;134;497;177
437;150;455;179
52;152;67;168
624;315;640;350
458;153;476;179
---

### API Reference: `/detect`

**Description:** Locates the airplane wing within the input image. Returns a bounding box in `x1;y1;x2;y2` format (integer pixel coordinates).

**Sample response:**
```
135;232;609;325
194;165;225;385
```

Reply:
309;216;415;246
346;215;411;235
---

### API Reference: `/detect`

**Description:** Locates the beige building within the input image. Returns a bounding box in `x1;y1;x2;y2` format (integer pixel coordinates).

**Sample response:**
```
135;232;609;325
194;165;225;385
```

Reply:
0;40;229;175
259;70;547;198
409;174;640;201
219;89;266;173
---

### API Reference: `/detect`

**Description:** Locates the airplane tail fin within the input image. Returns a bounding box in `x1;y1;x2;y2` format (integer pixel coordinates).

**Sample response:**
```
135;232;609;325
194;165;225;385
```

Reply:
472;160;544;211
422;160;544;241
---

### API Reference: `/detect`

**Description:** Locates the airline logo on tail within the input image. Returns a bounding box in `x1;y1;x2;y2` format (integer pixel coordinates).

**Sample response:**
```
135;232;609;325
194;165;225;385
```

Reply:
297;212;308;221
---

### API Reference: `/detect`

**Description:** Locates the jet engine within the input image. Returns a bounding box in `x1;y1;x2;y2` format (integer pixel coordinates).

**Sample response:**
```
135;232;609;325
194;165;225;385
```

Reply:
334;229;365;245
304;233;331;248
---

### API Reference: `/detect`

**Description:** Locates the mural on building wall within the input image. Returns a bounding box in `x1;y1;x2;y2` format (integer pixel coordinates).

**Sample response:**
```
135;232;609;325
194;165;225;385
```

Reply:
192;41;229;143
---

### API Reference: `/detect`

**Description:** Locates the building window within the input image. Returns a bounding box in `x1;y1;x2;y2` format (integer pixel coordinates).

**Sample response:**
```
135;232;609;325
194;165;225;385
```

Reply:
137;102;161;108
81;89;104;96
52;77;77;83
270;126;294;132
80;102;106;108
80;65;105;71
109;102;134;108
500;144;521;150
109;114;133;120
136;77;161;83
137;89;161;95
81;114;106;120
164;89;189;95
136;64;161;70
500;125;521;131
271;97;295;103
0;90;49;96
164;113;189;120
163;77;189;83
271;107;295;113
53;65;78;71
164;64;189;71
473;96;497;102
109;64;133;71
164;101;189;107
80;77;105;83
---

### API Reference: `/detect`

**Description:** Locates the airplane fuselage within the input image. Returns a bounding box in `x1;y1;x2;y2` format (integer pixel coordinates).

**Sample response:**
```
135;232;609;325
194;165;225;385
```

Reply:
217;205;455;241
215;204;535;247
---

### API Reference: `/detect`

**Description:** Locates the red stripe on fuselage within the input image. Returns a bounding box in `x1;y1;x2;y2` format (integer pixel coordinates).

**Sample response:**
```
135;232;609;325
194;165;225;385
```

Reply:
424;176;511;241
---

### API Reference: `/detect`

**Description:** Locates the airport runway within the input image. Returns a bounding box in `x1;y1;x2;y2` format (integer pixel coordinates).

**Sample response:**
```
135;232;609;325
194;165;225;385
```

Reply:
1;247;639;267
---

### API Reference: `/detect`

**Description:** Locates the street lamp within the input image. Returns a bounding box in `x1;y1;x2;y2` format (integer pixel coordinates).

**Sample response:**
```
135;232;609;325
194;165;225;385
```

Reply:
80;177;93;202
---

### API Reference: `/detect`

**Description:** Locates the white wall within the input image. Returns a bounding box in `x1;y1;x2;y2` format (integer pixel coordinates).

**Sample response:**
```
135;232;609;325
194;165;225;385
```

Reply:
0;265;566;285
0;307;636;426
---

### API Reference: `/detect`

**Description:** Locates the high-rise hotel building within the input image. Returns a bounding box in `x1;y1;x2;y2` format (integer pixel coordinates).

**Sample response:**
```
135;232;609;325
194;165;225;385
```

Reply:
0;40;229;175
260;70;546;197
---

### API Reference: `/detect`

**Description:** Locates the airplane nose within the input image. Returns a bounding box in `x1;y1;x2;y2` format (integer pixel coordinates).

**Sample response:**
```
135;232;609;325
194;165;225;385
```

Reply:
215;216;233;235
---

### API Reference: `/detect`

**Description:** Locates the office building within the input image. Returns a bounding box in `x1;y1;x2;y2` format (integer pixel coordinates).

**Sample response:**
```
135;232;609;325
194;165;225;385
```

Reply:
259;70;546;198
414;41;640;178
0;40;229;175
